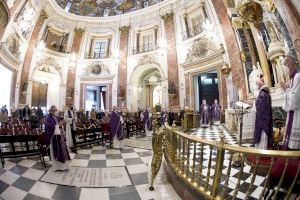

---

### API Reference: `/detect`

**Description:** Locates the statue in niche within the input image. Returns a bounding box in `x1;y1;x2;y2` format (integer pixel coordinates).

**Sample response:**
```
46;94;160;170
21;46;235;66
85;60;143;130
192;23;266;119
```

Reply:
249;64;262;98
5;35;20;58
276;56;289;84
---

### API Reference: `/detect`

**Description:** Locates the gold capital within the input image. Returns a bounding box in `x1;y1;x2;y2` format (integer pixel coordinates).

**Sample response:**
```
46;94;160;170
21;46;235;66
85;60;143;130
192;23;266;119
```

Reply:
119;26;130;33
39;9;48;21
161;12;174;22
74;28;85;36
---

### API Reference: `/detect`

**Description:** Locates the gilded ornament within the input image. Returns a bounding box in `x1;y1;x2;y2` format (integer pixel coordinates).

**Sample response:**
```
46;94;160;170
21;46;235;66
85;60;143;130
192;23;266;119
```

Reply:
161;12;174;22
221;63;231;76
237;0;263;28
74;28;85;36
39;9;48;21
119;26;130;33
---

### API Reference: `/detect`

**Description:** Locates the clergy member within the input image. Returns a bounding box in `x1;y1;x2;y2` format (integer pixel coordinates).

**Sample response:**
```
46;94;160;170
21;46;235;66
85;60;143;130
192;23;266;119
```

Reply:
160;109;167;127
110;107;124;148
254;77;273;149
45;105;71;171
200;99;210;127
64;105;77;152
211;99;221;125
280;55;300;150
142;107;152;136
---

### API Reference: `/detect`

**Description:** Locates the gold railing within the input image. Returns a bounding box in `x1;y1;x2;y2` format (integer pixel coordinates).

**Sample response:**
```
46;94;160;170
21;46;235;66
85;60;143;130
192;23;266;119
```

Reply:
150;121;300;200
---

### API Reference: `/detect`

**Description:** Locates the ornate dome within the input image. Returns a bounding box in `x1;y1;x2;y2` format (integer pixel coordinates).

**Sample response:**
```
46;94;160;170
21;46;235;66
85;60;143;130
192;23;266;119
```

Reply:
55;0;163;17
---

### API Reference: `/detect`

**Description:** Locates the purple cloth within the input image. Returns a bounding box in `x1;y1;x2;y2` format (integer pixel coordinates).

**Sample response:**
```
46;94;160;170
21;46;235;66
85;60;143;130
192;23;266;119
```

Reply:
45;115;70;163
283;72;297;149
143;110;152;130
254;88;273;147
211;103;221;122
109;111;122;139
200;104;210;125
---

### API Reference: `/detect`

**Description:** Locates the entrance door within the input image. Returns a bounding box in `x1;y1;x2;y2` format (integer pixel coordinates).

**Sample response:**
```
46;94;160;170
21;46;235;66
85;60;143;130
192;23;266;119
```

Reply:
32;81;48;107
85;85;106;111
198;71;219;106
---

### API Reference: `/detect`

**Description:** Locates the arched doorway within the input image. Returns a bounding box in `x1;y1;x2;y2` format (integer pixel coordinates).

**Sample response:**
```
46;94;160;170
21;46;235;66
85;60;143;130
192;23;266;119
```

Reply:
129;63;167;111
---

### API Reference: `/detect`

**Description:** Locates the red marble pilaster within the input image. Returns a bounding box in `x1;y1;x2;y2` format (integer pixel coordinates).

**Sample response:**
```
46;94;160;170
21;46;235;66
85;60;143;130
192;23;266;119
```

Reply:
211;0;247;97
65;28;84;107
117;26;130;107
18;10;48;105
162;13;180;107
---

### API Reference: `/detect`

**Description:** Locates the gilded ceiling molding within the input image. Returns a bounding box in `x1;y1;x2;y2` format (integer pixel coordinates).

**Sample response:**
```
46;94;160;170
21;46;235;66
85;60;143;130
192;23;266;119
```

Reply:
74;28;85;36
161;12;174;22
119;26;130;33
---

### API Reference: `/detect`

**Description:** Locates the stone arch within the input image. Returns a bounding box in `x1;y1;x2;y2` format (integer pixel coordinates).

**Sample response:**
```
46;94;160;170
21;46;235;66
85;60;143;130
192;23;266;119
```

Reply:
129;62;166;84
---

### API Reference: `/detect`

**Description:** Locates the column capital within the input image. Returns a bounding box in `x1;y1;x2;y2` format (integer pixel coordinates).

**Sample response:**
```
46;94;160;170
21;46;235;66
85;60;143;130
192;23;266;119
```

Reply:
74;28;85;37
39;9;48;21
119;26;130;33
161;12;174;22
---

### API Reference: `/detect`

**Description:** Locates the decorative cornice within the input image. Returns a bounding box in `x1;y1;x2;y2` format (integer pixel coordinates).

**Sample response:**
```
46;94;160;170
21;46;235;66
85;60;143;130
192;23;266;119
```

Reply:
161;12;174;22
0;42;22;69
231;17;249;29
74;28;85;36
119;26;130;33
267;41;285;60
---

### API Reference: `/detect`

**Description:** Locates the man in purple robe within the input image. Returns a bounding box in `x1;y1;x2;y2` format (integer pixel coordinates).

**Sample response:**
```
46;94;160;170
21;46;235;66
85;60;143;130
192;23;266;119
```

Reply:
280;55;300;150
45;105;71;171
211;99;221;125
200;99;210;128
110;107;123;148
142;108;152;136
254;78;273;149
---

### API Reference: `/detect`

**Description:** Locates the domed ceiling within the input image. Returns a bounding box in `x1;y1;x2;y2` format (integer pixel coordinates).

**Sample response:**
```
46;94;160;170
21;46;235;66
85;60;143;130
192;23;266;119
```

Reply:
55;0;163;17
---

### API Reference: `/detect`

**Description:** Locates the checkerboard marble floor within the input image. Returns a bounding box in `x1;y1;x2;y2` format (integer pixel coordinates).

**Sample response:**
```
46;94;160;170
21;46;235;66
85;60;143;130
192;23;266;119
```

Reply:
0;145;181;200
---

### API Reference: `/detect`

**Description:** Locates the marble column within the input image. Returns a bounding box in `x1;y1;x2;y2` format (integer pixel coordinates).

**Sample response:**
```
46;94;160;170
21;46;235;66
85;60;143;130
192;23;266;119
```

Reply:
162;12;179;107
273;0;300;61
249;23;272;87
65;28;84;107
11;69;18;108
117;26;130;107
210;0;247;98
18;10;48;105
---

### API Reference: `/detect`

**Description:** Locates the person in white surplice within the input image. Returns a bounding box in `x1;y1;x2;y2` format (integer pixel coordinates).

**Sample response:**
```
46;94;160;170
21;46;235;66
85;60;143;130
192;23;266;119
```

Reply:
64;105;77;153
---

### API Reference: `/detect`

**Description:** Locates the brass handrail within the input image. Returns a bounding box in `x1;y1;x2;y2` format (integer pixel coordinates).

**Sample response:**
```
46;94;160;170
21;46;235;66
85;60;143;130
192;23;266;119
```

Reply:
150;120;300;200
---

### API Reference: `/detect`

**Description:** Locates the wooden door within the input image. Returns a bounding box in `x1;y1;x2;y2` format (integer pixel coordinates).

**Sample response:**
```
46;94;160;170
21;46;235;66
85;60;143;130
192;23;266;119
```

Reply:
32;81;48;107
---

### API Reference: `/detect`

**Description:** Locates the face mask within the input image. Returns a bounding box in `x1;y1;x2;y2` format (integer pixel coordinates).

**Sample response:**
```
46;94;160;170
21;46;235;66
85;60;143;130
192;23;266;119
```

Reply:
54;111;59;117
70;107;73;110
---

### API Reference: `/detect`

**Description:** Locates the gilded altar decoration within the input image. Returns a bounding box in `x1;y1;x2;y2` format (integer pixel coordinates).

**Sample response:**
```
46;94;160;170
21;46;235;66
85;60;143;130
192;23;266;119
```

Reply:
5;35;20;59
237;0;263;28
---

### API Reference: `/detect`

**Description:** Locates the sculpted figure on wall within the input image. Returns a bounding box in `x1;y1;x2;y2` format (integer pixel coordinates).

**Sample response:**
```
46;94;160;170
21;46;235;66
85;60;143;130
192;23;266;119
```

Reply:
5;35;20;58
85;62;110;76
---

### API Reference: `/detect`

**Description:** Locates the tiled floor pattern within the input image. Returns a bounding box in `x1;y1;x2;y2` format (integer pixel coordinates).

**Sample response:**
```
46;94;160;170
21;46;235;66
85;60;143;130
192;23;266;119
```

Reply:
0;145;181;200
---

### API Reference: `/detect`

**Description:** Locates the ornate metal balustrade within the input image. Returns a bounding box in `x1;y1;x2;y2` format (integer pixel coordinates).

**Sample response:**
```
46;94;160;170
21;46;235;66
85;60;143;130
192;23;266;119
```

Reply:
131;42;158;55
149;117;300;200
182;23;204;41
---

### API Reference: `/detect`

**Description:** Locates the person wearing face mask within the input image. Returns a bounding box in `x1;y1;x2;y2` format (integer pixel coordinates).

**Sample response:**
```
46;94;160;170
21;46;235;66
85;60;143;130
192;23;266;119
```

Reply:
280;55;300;150
45;105;71;171
64;105;77;153
253;76;273;149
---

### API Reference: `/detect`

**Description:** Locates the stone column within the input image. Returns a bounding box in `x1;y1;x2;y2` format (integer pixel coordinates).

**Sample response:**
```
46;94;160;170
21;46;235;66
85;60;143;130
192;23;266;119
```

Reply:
154;26;158;46
162;12;179;107
136;30;140;53
18;9;48;105
65;28;84;107
273;0;300;61
249;23;272;87
117;26;130;107
210;0;247;97
79;83;85;110
183;13;190;39
11;69;18;108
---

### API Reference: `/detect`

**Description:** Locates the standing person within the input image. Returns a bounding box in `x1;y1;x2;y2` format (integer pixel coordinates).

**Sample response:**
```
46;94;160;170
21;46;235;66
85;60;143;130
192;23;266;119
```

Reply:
64;105;77;153
142;108;152;136
280;55;300;150
110;107;124;149
160;109;167;127
211;99;221;125
90;107;97;124
23;105;31;121
45;105;71;171
0;105;9;125
36;105;44;123
200;99;210;128
168;109;175;126
254;77;273;149
29;111;39;129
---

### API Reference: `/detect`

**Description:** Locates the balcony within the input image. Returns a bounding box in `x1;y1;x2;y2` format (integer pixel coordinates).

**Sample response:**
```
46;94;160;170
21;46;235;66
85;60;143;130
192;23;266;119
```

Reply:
182;23;204;41
131;42;158;55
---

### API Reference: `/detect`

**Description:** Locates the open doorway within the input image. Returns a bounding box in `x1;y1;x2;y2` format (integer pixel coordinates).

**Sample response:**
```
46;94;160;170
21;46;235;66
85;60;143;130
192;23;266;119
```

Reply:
85;85;106;111
197;70;219;108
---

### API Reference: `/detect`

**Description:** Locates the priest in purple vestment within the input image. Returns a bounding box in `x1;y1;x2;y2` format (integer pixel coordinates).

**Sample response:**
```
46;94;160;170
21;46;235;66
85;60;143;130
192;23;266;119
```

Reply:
200;100;210;128
45;105;71;171
254;78;273;149
211;99;221;125
280;55;300;150
110;107;123;148
142;108;152;136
